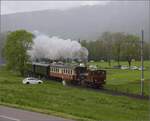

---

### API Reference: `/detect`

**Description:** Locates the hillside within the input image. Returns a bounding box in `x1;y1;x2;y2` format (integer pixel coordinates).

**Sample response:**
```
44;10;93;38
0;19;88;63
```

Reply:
1;1;149;41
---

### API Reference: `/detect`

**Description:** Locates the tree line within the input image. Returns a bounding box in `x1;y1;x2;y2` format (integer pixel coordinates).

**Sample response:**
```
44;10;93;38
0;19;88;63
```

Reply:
1;30;150;75
81;32;150;67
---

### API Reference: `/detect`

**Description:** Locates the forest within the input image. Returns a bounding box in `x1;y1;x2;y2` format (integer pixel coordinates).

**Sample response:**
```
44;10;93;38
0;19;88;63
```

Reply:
80;32;150;66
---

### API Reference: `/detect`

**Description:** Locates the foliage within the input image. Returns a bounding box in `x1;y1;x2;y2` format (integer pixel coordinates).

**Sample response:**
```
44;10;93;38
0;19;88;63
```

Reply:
3;30;34;75
81;32;150;66
122;34;140;67
112;32;125;65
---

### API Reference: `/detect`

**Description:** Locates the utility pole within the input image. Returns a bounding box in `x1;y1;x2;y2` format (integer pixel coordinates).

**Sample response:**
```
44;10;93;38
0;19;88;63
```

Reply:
140;30;144;96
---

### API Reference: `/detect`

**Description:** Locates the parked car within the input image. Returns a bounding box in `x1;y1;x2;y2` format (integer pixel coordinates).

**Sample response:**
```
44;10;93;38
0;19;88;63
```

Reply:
138;66;145;71
22;77;43;84
121;65;129;70
89;65;97;70
113;65;121;69
90;60;94;62
130;66;138;70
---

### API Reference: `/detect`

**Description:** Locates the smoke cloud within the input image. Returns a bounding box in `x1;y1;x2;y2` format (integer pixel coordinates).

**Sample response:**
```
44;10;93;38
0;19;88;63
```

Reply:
28;32;88;61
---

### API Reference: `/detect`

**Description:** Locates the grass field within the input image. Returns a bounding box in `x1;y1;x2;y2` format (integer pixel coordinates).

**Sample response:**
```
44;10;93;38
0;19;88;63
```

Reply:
89;61;150;96
0;65;150;121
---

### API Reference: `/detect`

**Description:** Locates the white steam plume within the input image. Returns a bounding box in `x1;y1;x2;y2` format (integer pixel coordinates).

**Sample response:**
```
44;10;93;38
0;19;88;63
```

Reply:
28;32;88;61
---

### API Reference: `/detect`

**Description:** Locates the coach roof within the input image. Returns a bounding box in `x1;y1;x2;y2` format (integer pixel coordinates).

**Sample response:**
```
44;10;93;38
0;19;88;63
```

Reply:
50;63;77;69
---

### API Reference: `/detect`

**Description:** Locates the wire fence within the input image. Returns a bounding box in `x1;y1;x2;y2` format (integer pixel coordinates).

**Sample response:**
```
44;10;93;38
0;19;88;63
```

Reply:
103;86;149;100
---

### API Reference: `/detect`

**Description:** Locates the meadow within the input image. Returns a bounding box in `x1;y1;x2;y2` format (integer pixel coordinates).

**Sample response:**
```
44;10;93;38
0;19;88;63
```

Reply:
89;60;150;96
0;63;150;121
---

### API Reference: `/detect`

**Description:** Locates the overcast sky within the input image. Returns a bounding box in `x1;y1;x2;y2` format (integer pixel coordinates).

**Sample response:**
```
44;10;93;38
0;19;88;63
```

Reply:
1;1;110;15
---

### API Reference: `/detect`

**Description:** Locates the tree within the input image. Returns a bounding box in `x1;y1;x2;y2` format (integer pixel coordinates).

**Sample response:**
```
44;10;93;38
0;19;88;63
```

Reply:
112;32;125;66
122;34;140;67
101;32;113;67
143;41;150;60
0;32;8;63
3;30;34;75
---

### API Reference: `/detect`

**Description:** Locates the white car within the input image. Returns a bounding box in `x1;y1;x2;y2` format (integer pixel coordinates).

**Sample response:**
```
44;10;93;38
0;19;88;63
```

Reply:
130;66;138;70
138;66;145;71
22;77;43;84
121;65;129;70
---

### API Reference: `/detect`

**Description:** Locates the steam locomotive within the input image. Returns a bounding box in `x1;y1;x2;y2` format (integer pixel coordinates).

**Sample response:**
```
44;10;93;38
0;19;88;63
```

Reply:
27;62;106;88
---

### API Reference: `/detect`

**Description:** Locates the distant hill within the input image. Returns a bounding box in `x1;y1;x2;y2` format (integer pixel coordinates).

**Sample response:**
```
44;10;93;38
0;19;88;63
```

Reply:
1;1;149;41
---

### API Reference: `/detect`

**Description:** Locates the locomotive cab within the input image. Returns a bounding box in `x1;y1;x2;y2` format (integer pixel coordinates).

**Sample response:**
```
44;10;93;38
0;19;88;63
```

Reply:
74;66;87;83
87;70;106;86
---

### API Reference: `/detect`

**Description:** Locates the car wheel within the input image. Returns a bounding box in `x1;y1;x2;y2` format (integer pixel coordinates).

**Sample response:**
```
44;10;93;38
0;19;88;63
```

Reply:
26;82;30;84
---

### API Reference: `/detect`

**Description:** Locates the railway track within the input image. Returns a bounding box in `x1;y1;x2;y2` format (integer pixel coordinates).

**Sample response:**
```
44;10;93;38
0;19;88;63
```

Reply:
68;84;149;100
99;88;149;100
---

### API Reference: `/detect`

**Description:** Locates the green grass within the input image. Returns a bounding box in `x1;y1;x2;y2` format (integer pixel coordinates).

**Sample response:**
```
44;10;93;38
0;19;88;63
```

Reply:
89;61;150;96
0;66;150;121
